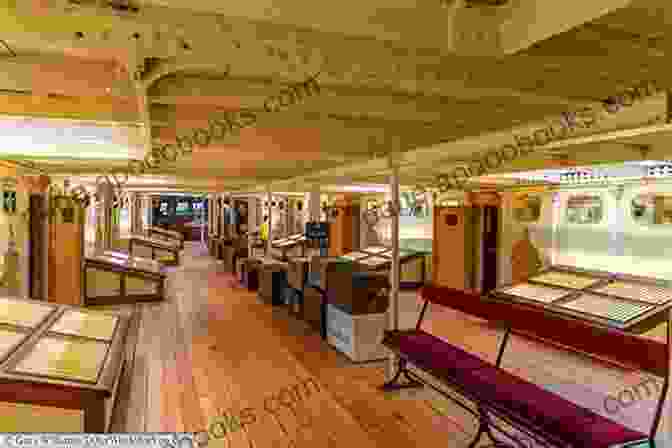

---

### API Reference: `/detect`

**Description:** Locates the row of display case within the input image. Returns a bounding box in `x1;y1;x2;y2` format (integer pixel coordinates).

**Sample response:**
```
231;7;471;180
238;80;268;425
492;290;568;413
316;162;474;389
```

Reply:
0;297;130;432
492;265;672;332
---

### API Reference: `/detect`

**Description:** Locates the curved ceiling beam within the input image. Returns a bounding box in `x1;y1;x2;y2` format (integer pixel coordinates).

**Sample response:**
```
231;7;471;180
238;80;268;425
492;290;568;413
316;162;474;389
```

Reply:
141;58;232;90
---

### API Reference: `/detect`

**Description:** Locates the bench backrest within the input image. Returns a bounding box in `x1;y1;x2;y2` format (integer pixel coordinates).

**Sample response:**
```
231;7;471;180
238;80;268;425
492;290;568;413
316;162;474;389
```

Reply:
420;285;669;379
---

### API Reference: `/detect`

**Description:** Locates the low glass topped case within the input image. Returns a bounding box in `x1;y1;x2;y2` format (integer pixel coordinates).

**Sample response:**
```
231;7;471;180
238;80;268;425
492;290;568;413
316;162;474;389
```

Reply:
131;235;178;248
498;283;573;304
49;310;118;341
126;257;162;273
90;254;128;266
362;246;390;254
10;336;109;383
591;281;672;305
529;270;601;290
357;256;390;268
341;252;370;261
0;326;29;360
560;293;653;323
102;250;129;259
0;297;56;328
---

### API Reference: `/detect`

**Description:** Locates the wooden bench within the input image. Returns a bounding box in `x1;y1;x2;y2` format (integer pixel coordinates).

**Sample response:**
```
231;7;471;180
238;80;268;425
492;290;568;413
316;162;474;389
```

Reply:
381;285;669;447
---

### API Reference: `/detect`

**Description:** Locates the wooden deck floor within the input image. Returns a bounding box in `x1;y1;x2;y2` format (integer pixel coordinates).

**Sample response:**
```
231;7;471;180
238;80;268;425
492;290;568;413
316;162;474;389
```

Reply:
109;242;670;447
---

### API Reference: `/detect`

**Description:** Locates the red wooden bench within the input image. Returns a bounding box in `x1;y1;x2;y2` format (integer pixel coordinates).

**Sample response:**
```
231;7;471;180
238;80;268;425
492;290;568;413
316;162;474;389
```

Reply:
381;285;669;447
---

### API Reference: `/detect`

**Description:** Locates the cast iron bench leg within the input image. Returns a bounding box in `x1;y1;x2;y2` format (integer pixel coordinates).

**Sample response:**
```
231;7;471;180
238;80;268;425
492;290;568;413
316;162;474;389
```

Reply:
379;358;424;391
469;406;521;448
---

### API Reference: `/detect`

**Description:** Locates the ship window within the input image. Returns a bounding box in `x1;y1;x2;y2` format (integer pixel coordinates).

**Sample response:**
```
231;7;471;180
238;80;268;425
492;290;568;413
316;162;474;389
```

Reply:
631;194;672;225
514;195;541;223
566;195;603;224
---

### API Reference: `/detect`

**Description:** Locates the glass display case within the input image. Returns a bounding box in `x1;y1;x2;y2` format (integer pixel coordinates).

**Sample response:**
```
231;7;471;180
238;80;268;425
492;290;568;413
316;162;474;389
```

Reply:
363;246;389;254
0;298;130;432
50;310;118;341
591;281;672;305
529;270;602;290
10;336;110;383
498;283;573;304
147;226;184;249
357;256;390;268
0;327;29;361
84;252;166;305
0;297;56;329
128;234;180;265
340;251;370;261
339;247;426;287
492;266;672;333
560;293;653;323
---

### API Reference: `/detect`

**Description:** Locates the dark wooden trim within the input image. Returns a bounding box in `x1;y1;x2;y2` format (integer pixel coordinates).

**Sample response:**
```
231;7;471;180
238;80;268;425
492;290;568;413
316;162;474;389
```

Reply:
85;294;164;306
0;379;102;410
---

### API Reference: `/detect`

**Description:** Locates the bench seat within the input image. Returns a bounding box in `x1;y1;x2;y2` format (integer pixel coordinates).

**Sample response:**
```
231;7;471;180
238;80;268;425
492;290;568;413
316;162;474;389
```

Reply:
383;329;648;447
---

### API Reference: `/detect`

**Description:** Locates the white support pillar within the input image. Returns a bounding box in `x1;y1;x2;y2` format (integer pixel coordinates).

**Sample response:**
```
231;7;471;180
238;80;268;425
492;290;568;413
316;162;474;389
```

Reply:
386;160;401;380
266;186;273;259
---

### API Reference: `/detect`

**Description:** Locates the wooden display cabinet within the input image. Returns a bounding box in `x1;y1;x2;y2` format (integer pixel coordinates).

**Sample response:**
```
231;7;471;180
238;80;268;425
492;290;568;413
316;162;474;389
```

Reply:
83;251;166;305
0;297;130;432
128;235;181;266
146;226;184;250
